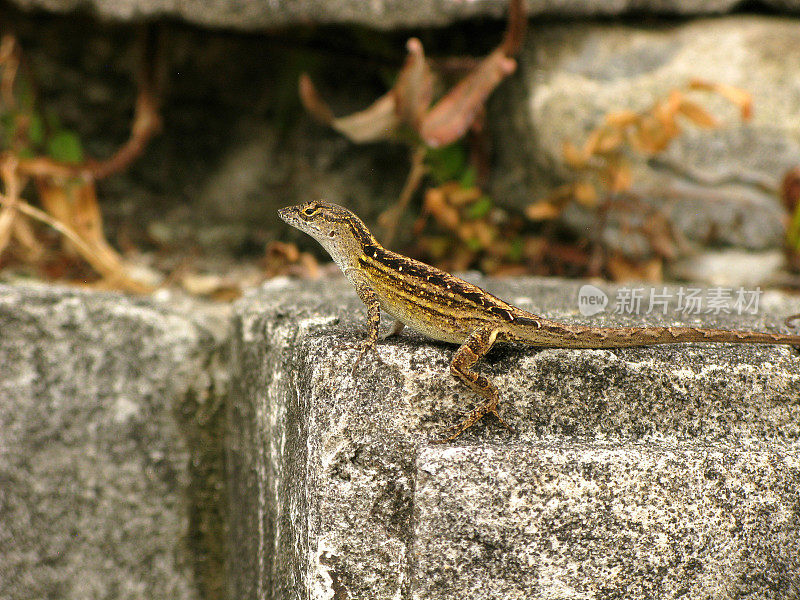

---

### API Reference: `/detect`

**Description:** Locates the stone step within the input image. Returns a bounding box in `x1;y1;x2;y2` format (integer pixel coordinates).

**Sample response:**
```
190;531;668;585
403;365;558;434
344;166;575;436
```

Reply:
414;441;800;600
227;277;800;599
0;284;229;600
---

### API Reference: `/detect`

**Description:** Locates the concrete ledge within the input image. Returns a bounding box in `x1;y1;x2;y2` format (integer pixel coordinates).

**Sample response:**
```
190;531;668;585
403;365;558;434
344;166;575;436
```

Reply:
0;284;229;600
228;276;800;599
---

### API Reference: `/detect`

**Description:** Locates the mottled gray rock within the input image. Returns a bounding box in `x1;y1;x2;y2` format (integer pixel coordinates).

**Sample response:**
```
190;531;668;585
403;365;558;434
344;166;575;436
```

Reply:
493;16;800;257
414;442;800;600
667;248;786;287
11;0;800;30
228;276;800;599
0;284;229;600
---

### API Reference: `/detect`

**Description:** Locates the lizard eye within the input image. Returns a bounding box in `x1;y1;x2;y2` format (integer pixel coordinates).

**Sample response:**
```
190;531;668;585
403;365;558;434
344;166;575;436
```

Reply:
303;206;317;217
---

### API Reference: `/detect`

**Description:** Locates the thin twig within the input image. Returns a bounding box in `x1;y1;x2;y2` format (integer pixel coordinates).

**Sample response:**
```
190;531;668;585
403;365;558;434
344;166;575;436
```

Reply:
378;145;427;245
15;25;162;183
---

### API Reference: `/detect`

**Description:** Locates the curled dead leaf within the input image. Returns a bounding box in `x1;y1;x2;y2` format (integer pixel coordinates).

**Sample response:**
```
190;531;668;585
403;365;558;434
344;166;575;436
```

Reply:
424;186;460;229
393;38;434;128
689;79;752;120
299;73;399;143
562;141;587;168
677;99;717;128
604;110;640;128
263;240;320;279
607;254;663;283
420;49;516;148
595;127;625;154
573;182;598;207
525;200;561;221
298;73;335;125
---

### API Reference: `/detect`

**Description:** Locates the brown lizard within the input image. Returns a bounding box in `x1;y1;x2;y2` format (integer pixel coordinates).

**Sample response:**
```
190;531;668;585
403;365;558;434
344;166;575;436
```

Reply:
279;200;800;441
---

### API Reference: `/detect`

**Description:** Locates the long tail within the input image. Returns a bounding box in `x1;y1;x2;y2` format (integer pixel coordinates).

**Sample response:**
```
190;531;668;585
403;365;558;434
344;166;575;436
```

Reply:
525;316;800;349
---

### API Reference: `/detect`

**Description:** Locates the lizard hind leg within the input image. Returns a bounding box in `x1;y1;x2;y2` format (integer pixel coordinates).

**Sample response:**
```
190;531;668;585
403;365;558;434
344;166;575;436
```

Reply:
441;326;516;442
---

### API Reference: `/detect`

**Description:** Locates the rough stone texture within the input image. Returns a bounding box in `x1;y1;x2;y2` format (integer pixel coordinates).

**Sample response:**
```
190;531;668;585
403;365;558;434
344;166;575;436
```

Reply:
492;16;800;259
228;276;800;599
414;443;800;599
0;284;229;600
10;0;800;31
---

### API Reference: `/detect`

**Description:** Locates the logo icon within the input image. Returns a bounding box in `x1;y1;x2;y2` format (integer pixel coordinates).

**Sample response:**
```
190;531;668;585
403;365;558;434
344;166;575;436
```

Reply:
578;284;608;316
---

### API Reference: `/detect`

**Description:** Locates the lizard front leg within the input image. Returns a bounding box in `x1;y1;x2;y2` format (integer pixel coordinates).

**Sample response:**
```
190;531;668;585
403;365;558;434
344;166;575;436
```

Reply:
442;326;515;441
348;272;383;370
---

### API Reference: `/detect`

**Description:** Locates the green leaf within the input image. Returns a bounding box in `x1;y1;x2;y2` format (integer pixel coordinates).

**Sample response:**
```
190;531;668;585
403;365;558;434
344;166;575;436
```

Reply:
465;196;492;220
16;77;35;110
47;130;84;164
27;113;44;146
45;109;62;132
459;166;477;190
788;205;800;249
465;237;483;252
507;237;523;262
426;143;467;184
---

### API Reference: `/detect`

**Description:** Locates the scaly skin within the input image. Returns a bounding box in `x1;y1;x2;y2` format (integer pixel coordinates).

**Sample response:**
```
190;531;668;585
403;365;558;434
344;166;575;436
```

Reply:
279;200;800;440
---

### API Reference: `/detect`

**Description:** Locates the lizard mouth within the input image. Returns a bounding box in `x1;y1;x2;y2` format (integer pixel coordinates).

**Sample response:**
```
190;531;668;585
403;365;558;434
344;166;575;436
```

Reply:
277;206;295;224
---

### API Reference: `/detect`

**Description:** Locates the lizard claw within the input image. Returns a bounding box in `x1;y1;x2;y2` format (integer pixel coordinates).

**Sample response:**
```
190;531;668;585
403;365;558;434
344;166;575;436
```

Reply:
433;403;515;443
349;340;385;373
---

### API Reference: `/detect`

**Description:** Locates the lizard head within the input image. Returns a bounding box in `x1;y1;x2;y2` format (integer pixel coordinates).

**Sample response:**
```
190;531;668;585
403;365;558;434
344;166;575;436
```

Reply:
278;200;378;270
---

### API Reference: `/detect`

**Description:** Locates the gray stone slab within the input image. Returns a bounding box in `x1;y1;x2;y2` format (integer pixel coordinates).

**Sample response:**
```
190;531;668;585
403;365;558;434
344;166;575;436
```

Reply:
413;442;800;600
10;0;796;31
0;284;229;600
228;276;800;599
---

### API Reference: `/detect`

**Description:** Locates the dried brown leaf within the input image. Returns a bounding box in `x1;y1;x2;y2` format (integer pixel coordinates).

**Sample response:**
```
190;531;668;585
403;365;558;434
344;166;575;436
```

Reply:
298;73;336;125
525;200;561;221
595;127;625;154
419;48;516;148
606;161;632;192
689;79;752;120
36;179;151;292
653;92;682;140
562;141;588;168
604;110;640;128
573;182;598;207
393;38;434;128
424;187;460;229
499;0;527;56
263;240;320;279
781;167;800;212
300;73;399;143
333;93;399;143
677;99;718;128
607;254;663;283
0;204;15;257
631;116;670;154
446;183;482;207
11;214;43;259
580;127;605;159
